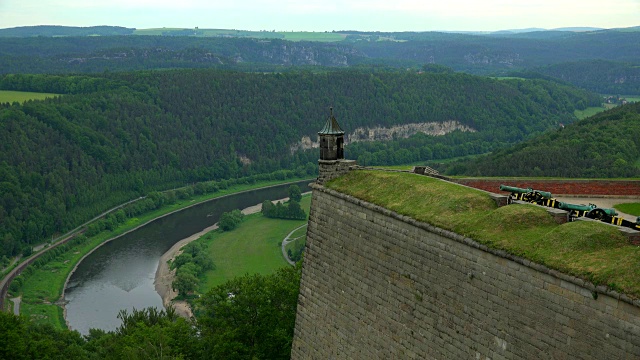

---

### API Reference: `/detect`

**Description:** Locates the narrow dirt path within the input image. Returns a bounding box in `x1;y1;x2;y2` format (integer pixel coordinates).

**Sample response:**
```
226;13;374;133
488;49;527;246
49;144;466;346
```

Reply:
281;224;308;266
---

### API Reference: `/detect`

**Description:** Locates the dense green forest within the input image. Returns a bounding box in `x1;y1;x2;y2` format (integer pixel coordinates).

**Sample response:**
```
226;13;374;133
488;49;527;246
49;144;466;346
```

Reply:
0;265;300;359
1;27;639;93
438;102;640;178
530;60;640;95
0;36;362;73
0;70;599;257
350;29;640;69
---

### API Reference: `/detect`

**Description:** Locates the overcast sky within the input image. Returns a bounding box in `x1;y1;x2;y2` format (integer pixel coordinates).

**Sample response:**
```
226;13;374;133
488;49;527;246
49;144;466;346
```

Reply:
1;0;638;32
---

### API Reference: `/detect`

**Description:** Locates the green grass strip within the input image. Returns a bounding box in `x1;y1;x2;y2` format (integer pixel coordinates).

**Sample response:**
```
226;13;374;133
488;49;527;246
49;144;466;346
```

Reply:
574;106;607;120
614;203;640;217
0;90;59;103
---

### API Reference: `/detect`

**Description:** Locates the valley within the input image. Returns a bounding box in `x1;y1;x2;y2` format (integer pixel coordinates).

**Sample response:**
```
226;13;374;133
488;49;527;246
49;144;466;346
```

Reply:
0;22;639;360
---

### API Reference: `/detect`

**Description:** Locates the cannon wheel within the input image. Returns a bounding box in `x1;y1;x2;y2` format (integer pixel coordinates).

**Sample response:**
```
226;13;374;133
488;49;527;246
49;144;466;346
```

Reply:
586;208;609;221
524;191;544;205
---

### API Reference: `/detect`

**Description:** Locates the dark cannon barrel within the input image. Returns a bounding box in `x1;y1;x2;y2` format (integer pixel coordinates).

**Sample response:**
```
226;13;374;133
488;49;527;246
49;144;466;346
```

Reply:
558;202;618;217
500;185;552;199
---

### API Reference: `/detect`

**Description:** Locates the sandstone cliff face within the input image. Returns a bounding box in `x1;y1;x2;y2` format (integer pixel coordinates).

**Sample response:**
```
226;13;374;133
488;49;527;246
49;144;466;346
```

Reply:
257;43;359;66
290;136;318;154
348;120;475;142
464;52;522;67
289;120;476;153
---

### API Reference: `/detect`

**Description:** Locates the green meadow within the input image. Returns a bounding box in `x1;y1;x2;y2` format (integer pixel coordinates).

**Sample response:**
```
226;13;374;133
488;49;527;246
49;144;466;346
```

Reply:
0;90;59;103
198;195;311;292
614;203;640;217
574;106;606;119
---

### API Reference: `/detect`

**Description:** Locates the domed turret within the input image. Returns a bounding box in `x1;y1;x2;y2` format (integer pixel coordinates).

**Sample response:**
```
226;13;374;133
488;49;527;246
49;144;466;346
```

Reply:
316;108;356;184
318;107;345;161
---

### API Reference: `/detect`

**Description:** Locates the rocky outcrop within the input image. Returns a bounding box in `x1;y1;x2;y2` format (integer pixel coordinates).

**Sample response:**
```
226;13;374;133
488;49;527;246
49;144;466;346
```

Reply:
464;52;522;67
289;121;476;153
348;120;476;142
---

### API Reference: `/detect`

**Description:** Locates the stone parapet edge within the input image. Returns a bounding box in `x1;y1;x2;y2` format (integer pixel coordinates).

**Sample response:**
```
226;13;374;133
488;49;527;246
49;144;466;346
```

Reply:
310;181;640;308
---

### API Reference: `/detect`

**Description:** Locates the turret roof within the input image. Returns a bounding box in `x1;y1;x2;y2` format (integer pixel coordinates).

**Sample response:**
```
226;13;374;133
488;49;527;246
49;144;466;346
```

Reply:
318;107;345;135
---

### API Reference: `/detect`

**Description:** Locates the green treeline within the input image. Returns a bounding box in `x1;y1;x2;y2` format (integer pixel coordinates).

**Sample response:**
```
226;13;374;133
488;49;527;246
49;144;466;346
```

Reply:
218;209;245;231
171;241;215;296
261;200;306;220
1;265;301;359
261;185;307;220
441;102;640;178
0;70;597;258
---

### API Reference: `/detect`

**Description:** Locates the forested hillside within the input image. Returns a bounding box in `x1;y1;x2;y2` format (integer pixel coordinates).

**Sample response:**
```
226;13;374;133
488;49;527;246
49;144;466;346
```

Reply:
0;29;639;94
351;30;640;70
0;70;599;257
0;36;363;73
530;60;640;95
440;102;640;178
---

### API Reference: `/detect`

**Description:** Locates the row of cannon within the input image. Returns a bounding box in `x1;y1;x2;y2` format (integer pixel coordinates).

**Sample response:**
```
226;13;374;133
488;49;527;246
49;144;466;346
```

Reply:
499;185;640;231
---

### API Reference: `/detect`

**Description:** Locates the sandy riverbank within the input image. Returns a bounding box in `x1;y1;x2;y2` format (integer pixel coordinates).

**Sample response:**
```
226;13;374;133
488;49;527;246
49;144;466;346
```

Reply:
153;197;293;318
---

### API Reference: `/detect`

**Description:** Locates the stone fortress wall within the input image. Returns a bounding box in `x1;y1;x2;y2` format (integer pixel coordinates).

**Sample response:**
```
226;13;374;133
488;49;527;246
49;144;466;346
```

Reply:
291;176;640;359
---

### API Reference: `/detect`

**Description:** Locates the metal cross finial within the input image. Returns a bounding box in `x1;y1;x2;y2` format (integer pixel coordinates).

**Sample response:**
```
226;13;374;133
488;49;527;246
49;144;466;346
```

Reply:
330;107;333;116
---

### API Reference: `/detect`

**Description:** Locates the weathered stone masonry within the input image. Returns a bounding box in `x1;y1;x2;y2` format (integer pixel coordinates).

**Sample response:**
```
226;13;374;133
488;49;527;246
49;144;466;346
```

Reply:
292;182;640;359
317;159;356;185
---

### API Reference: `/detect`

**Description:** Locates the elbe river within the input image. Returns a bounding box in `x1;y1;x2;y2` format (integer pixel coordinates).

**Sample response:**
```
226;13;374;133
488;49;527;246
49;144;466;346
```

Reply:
64;180;311;335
